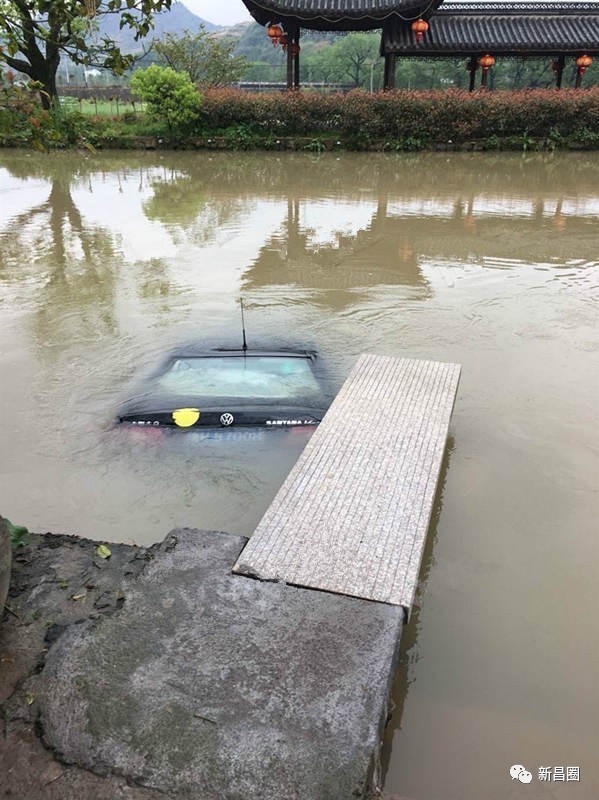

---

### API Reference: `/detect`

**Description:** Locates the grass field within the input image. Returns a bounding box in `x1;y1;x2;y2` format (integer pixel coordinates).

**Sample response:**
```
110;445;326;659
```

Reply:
60;97;145;117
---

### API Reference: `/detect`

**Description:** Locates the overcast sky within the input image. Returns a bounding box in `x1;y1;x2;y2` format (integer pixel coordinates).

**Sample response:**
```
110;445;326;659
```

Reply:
182;1;252;26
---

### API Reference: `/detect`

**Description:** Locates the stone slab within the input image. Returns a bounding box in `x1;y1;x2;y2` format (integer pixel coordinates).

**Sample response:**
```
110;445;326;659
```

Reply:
234;354;461;616
37;528;404;800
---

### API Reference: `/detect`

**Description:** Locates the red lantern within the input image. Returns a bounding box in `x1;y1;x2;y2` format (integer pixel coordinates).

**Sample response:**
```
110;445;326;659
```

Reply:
411;18;429;44
280;33;289;52
290;42;301;57
478;54;496;73
576;54;593;74
477;54;495;89
266;23;284;47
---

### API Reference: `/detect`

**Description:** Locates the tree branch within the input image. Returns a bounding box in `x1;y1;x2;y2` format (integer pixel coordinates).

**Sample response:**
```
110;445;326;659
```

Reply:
2;52;33;76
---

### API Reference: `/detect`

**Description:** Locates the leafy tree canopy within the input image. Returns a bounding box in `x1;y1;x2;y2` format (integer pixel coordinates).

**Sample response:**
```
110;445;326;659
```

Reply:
154;26;248;86
327;33;379;87
0;0;172;107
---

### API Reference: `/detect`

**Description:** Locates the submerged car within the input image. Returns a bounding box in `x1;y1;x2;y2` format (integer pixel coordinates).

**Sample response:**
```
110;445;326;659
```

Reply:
116;349;327;431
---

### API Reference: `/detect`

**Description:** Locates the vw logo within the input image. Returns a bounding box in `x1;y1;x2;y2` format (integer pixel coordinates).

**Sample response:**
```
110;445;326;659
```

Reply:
220;412;234;427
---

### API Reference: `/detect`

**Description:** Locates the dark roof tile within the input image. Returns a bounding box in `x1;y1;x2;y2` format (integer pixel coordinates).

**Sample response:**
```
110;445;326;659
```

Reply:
384;2;599;54
242;0;442;29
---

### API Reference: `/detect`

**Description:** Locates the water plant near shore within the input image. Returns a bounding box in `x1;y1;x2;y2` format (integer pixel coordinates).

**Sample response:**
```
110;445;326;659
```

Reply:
5;518;28;550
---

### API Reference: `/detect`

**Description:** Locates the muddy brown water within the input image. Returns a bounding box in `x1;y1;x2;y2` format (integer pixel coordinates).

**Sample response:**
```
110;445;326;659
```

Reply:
1;150;597;799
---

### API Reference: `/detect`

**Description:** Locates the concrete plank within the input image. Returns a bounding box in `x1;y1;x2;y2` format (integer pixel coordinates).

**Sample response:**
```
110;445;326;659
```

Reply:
234;354;460;616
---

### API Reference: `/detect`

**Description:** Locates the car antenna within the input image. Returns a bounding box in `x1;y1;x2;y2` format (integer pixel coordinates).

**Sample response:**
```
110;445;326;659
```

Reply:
240;298;248;352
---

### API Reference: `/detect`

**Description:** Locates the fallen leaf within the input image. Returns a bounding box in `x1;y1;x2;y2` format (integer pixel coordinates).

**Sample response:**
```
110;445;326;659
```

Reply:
25;692;35;705
71;592;87;601
95;544;111;559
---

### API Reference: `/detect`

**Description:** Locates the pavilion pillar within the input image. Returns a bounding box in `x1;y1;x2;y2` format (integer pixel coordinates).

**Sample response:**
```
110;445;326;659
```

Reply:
286;35;293;90
554;54;565;89
384;53;397;90
285;26;300;90
468;56;477;92
293;30;300;89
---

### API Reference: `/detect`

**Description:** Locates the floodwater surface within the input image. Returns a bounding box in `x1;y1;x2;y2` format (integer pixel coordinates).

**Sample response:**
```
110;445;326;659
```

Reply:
0;150;597;799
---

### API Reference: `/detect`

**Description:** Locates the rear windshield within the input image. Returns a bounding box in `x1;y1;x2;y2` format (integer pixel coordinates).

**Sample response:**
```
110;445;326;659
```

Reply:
155;356;321;401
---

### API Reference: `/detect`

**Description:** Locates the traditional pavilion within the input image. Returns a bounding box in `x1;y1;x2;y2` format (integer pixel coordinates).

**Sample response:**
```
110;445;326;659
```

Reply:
241;0;599;89
240;0;445;89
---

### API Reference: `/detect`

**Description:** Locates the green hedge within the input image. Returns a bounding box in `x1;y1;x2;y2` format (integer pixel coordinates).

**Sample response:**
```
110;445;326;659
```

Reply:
2;84;599;150
199;87;599;144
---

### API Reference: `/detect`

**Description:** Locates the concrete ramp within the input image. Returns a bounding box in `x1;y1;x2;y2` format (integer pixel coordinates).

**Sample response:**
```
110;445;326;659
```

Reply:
234;354;461;616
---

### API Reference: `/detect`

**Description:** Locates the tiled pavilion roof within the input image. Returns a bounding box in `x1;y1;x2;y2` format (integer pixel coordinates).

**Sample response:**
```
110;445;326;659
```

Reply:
242;1;599;88
384;2;599;55
241;0;443;31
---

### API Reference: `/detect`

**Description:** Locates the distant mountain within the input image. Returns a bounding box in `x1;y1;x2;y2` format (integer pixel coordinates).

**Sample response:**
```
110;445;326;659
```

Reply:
98;1;218;53
211;20;253;41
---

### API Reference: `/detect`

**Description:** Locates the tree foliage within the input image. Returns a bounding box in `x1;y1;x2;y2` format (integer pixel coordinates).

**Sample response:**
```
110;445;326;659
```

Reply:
0;0;172;107
234;24;598;90
154;26;248;86
327;33;379;87
130;63;201;130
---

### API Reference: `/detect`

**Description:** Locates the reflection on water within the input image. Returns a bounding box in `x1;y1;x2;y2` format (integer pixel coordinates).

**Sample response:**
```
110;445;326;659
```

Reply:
1;150;598;800
244;195;431;310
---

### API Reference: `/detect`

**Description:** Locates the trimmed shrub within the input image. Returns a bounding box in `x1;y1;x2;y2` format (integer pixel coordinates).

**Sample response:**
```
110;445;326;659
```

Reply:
130;65;202;131
197;86;599;145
